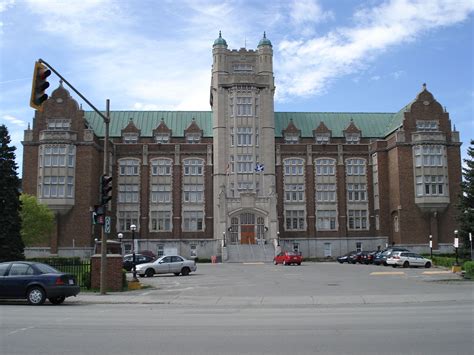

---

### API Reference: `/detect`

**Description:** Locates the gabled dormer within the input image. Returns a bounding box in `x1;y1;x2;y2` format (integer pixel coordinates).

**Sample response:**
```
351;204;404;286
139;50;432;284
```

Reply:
282;119;301;144
153;118;171;143
313;121;332;144
121;118;140;144
344;119;361;144
184;118;202;143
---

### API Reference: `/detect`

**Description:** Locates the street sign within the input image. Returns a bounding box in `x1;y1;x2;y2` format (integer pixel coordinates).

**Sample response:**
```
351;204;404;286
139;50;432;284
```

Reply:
104;216;111;234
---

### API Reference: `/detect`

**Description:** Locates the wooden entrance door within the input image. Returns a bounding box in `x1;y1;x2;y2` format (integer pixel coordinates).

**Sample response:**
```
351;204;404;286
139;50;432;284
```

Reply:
240;225;255;244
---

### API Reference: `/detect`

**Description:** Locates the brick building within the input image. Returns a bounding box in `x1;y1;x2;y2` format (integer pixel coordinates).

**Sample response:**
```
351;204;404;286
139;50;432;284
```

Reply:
22;33;462;260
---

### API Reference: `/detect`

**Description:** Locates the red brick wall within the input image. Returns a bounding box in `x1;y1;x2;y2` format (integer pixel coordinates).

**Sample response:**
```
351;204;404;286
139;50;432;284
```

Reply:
91;255;123;291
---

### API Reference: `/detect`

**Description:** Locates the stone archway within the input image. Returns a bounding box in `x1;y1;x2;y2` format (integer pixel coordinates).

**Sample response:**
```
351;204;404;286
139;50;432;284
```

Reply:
228;212;266;245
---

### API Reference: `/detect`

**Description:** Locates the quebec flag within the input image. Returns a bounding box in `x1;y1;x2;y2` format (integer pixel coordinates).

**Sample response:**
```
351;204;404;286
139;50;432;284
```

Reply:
255;163;264;172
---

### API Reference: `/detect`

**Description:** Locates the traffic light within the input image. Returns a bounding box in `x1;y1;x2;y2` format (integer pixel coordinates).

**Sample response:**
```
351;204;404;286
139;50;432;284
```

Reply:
30;61;51;111
100;175;113;205
93;205;105;225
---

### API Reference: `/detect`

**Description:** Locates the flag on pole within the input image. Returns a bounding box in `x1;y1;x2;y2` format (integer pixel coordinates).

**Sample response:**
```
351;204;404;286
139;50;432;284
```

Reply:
226;162;230;175
255;163;264;172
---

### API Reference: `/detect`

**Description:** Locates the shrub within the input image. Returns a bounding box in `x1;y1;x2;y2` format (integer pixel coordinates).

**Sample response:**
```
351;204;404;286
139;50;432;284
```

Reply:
464;261;474;276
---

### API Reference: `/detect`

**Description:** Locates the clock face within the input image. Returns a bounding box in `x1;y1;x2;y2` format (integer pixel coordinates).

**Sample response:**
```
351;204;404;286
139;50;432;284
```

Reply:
56;98;64;103
423;100;429;106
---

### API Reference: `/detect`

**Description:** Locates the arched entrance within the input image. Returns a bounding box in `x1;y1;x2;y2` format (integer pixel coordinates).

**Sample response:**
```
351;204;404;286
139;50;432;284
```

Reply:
229;212;265;245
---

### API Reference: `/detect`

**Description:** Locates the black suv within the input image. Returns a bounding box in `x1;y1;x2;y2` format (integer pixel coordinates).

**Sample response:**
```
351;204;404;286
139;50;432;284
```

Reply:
122;254;155;271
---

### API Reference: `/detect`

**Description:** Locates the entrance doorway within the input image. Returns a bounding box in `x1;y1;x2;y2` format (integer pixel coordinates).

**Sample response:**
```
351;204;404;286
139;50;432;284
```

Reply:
228;212;265;245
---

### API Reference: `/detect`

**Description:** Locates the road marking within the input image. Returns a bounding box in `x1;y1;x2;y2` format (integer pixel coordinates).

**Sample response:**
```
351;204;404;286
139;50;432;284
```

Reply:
243;262;264;265
370;271;405;275
422;271;453;274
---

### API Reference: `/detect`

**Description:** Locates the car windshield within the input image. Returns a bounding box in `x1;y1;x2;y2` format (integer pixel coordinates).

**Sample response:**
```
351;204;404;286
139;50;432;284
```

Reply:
35;263;60;274
286;252;297;256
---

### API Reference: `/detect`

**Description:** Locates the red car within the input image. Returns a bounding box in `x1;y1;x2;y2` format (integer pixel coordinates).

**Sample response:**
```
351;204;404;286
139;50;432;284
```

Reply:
273;252;303;266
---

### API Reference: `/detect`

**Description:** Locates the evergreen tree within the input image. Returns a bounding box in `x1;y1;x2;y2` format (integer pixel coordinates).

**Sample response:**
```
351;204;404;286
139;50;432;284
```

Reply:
0;125;24;261
458;139;474;258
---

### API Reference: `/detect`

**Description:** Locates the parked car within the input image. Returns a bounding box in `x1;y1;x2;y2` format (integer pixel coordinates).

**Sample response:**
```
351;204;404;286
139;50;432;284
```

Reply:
337;251;358;264
273;251;303;266
123;254;155;271
0;261;80;305
361;251;378;264
136;255;197;277
348;251;370;264
386;252;432;268
373;248;410;265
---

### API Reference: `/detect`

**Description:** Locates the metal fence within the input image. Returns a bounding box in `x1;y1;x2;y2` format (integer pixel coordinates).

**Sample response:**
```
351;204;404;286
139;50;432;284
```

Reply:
43;260;91;289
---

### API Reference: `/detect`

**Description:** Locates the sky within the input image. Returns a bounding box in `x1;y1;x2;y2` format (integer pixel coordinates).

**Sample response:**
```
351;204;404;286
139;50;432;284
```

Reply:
0;0;473;176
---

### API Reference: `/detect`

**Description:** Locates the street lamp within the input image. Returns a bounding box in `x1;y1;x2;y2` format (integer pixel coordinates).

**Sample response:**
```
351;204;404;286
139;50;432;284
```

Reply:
118;233;123;255
470;233;473;261
130;224;137;281
429;234;433;260
454;230;459;266
222;231;226;247
277;231;280;246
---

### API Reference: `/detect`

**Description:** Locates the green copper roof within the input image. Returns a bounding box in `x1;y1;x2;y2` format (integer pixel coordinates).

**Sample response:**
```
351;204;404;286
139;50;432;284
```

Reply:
84;111;212;137
213;31;227;47
258;32;272;47
84;110;403;138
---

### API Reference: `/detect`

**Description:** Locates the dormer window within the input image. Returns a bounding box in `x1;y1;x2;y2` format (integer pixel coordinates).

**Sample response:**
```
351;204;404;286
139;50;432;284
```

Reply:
345;133;360;144
416;120;438;131
285;133;299;144
155;133;170;144
186;133;201;143
47;119;70;131
123;133;138;144
315;133;330;144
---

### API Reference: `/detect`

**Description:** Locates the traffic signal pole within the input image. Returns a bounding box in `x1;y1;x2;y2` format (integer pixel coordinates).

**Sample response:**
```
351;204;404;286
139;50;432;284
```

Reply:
33;59;111;294
100;99;110;295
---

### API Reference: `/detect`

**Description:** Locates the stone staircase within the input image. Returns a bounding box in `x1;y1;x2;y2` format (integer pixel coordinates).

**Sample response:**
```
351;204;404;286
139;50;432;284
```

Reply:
226;244;275;263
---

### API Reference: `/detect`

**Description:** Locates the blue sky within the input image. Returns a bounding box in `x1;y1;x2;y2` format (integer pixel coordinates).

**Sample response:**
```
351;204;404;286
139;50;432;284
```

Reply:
1;0;473;175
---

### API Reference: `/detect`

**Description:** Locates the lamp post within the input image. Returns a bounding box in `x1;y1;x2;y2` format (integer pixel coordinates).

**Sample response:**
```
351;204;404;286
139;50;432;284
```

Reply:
130;224;137;281
277;231;280;246
429;234;433;259
118;233;123;255
222;231;226;247
454;230;459;266
470;233;473;261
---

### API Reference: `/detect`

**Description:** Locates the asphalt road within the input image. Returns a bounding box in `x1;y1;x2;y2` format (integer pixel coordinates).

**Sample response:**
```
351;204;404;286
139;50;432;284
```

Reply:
1;262;473;355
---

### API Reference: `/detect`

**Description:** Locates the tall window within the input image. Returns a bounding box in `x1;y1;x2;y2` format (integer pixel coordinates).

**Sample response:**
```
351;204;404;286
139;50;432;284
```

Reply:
118;211;139;231
237;127;252;146
42;145;75;167
151;159;172;175
316;210;337;230
347;183;367;201
118;184;139;203
315;158;335;176
236;97;252;116
119;159;139;176
316;184;336;202
237;155;253;173
183;184;204;203
348;210;368;230
42;176;67;198
151;184;171;203
414;145;443;167
151;211;171;231
183;159;204;176
346;158;366;176
284;158;304;175
285;210;305;230
183;211;204;231
285;184;304;202
416;175;445;196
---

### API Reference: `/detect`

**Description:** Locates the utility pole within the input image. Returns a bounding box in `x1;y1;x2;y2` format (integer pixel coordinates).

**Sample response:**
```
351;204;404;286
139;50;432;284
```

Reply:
100;100;110;295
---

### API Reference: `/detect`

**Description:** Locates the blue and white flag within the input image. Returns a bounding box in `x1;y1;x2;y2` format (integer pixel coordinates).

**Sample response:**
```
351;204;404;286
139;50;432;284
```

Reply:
255;163;264;172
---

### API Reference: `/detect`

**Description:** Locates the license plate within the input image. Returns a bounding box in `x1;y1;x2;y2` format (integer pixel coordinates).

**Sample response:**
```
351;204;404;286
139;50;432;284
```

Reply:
68;279;74;285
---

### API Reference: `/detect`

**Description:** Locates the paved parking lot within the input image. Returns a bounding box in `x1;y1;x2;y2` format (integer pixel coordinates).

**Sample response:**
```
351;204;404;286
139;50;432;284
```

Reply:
127;261;470;304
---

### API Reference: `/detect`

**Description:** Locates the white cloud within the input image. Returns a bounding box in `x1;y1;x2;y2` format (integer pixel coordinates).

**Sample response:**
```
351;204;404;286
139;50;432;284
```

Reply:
275;0;474;100
290;0;334;25
2;114;27;126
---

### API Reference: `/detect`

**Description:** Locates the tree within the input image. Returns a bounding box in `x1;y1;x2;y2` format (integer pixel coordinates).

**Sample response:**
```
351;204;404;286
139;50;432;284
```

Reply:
0;125;24;261
20;194;54;246
458;139;474;257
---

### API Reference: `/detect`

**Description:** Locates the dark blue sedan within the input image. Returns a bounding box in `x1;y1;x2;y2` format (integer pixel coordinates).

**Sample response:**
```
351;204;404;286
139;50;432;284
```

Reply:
0;261;80;305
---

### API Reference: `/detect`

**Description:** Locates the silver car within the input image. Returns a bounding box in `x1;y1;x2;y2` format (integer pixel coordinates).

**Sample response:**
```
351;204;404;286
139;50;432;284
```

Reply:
386;251;432;268
136;255;197;277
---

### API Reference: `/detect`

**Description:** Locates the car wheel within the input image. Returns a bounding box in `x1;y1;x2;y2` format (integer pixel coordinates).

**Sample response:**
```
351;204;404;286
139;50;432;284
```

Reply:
425;262;432;268
403;261;409;268
181;267;190;276
392;264;397;268
27;286;46;305
145;268;154;277
338;261;343;264
49;296;66;305
297;263;301;266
